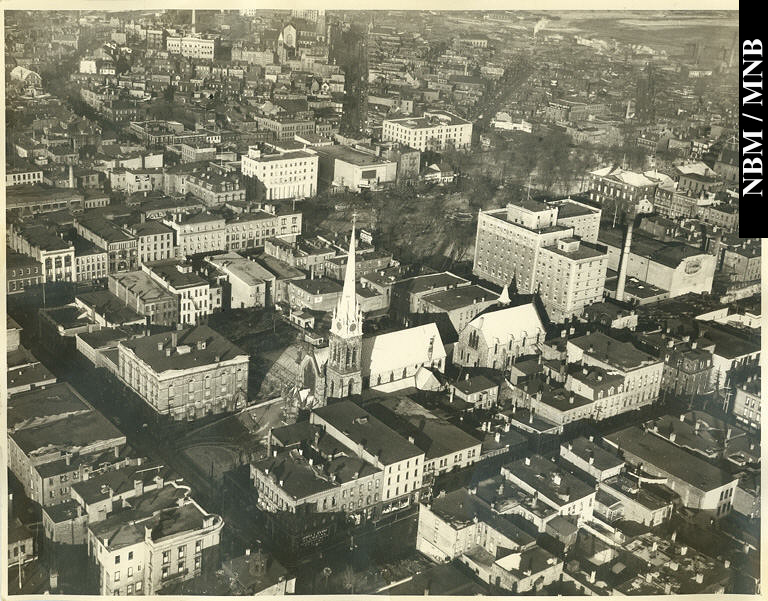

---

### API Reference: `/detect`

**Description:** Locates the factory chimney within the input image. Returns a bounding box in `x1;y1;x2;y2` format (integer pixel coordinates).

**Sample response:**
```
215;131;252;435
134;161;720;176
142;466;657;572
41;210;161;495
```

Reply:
616;217;635;302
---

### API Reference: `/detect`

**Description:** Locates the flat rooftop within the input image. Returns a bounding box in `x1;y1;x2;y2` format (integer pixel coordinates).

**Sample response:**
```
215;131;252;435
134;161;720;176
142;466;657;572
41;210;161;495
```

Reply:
77;216;134;244
253;448;379;500
11;406;125;457
393;272;468;296
7;362;56;392
430;488;536;547
562;436;624;472
420;284;497;312
109;270;177;304
315;145;394;167
207;253;275;286
554;199;599;218
120;325;247;373
76;290;144;325
569;332;660;372
290;277;341;296
385;111;470;129
145;260;208;289
605;426;737;492
503;454;595;507
89;486;216;551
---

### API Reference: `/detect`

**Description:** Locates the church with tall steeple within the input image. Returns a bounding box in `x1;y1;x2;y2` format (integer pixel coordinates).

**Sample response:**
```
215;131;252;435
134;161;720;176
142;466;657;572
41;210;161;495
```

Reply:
296;218;447;406
324;217;363;399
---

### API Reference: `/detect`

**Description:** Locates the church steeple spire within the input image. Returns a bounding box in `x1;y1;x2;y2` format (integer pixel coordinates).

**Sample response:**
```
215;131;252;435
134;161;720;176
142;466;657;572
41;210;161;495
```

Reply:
331;215;362;339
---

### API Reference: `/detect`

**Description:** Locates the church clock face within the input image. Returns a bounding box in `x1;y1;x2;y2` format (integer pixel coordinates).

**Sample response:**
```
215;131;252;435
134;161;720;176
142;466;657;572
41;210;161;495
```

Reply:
349;323;356;332
337;321;343;331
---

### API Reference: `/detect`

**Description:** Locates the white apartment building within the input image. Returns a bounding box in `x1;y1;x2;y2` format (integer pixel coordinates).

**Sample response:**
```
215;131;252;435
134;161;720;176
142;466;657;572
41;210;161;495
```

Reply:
382;111;472;152
241;146;318;200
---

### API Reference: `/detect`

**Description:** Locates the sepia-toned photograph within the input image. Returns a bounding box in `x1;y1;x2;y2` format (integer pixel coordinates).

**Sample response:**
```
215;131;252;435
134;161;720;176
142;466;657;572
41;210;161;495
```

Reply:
3;6;759;598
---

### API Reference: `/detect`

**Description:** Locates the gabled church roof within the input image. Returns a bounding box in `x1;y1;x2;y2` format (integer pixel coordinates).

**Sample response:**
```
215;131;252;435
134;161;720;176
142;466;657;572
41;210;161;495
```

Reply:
361;322;446;378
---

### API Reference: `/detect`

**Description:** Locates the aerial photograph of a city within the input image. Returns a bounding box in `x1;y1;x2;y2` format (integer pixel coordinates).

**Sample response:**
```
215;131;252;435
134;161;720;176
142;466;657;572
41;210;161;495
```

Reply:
3;7;760;598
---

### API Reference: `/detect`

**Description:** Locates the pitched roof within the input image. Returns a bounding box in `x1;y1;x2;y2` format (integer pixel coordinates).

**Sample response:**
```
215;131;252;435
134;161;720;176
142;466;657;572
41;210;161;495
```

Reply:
361;323;446;377
312;401;422;465
467;303;545;345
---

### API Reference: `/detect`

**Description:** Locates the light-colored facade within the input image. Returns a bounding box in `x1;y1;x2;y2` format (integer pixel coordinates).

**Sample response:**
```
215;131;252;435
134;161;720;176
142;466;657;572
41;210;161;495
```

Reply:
129;220;176;264
382;111;472;151
108;271;179;326
7;383;127;507
567;333;664;413
206;253;274;308
117;326;249;421
599;230;716;298
142;262;220;325
165;212;227;258
310;401;425;514
183;170;245;207
605;427;739;516
732;376;760;429
88;484;223;595
454;303;545;371
8;222;76;283
473;200;607;322
166;35;216;59
74;217;139;274
241;146;318;200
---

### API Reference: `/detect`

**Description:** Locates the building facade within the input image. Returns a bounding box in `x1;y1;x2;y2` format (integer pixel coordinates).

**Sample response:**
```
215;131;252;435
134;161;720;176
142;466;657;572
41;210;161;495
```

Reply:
117;326;249;421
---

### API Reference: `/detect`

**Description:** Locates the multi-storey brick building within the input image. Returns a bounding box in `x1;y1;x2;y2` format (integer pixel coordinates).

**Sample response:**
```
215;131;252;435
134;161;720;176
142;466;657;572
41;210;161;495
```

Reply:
108;271;179;326
567;332;664;413
7;249;44;294
661;341;714;398
8;222;76;283
310;401;426;515
88;482;223;595
143;261;220;325
7;382;127;507
74;216;139;274
182;167;245;207
127;219;176;264
117;325;249;421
